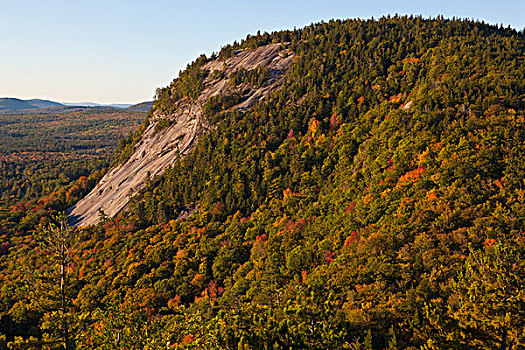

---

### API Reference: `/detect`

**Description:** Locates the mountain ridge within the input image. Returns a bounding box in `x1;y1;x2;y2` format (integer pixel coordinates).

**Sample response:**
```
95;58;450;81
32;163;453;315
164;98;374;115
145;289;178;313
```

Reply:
60;102;132;108
0;98;40;110
0;98;153;113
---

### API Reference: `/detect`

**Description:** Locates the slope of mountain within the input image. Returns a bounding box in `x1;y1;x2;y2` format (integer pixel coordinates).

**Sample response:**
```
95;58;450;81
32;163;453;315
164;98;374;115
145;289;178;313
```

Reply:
0;98;36;110
2;16;525;349
126;100;153;112
69;43;294;226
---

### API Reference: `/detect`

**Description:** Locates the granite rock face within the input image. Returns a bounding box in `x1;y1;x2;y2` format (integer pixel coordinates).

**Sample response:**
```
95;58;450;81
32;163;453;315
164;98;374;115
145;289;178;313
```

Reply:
68;43;294;226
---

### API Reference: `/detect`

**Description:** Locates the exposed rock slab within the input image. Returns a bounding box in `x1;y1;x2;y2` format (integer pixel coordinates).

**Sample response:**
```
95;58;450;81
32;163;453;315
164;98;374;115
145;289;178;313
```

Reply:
68;43;294;227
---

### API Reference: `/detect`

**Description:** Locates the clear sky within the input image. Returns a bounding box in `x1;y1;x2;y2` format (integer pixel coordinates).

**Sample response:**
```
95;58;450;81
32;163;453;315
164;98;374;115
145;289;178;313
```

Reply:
1;0;523;104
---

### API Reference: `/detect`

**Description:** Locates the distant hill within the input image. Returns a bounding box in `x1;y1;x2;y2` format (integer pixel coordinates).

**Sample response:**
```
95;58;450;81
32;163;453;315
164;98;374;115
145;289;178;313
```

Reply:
0;98;147;112
61;102;132;108
108;103;133;108
126;101;153;112
61;102;108;107
0;98;37;111
25;99;64;108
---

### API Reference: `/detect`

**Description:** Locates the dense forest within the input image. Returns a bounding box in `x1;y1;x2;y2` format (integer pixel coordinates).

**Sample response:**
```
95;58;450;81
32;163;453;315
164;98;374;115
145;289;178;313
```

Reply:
0;110;144;206
1;16;525;349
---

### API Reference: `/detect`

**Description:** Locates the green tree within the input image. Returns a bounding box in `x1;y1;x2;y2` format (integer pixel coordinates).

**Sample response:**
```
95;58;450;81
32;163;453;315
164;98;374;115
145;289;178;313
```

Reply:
426;242;525;349
15;215;86;349
80;299;166;350
449;243;525;349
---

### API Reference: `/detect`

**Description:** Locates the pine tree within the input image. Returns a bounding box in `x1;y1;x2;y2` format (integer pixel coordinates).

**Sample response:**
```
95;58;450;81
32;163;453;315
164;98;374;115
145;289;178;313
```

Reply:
18;214;86;349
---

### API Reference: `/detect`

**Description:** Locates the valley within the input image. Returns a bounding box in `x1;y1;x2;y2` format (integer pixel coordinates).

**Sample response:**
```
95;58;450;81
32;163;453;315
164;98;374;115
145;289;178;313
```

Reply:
0;110;145;206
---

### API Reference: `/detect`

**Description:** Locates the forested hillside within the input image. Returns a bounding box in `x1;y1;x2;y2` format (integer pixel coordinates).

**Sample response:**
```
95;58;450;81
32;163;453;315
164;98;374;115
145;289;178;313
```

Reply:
1;16;525;349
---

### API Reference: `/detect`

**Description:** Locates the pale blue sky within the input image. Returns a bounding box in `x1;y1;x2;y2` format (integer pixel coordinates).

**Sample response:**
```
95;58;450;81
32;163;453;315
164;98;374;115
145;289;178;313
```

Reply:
1;0;523;104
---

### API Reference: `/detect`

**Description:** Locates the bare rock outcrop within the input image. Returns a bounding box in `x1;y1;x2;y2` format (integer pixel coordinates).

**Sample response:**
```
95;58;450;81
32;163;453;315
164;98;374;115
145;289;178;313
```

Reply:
68;43;295;227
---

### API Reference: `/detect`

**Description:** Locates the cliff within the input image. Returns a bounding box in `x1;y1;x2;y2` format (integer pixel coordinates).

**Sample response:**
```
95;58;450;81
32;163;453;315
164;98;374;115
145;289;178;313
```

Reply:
68;43;294;226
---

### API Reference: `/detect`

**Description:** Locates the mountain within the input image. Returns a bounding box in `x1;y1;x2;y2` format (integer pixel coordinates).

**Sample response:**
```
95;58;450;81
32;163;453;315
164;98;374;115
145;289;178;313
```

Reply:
25;98;64;108
0;97;64;110
2;16;525;348
61;102;101;107
126;100;153;112
61;102;132;108
64;17;525;348
0;98;37;110
0;98;144;112
108;103;133;108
